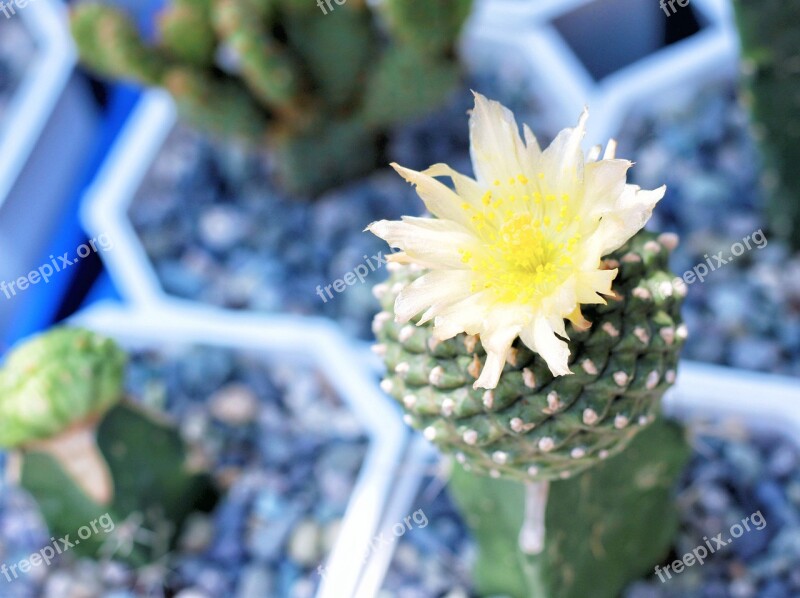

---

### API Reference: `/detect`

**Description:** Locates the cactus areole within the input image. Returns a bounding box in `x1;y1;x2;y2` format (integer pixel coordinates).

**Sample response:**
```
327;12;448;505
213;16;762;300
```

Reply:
369;93;686;482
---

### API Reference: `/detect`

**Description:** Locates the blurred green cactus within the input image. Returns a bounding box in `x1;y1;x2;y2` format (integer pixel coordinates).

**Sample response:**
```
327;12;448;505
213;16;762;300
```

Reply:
374;230;690;595
1;328;217;565
733;0;800;249
0;328;125;449
70;0;473;196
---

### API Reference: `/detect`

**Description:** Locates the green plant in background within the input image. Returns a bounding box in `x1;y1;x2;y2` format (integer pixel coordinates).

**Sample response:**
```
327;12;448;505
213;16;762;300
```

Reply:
70;0;473;197
733;0;800;249
369;94;690;597
0;328;217;566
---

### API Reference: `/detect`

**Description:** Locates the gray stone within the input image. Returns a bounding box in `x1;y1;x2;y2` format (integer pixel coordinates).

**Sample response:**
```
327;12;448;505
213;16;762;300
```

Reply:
179;513;215;553
235;565;274;598
287;519;322;568
209;383;259;425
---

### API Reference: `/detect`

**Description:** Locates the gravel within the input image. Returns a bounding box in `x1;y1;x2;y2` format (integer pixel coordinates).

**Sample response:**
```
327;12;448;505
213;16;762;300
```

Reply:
0;345;369;597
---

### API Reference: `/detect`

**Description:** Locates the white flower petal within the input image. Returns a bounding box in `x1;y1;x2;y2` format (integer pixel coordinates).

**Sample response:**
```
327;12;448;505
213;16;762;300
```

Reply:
574;269;618;303
433;292;493;339
473;351;507;390
538;108;588;189
548;316;568;340
594;185;666;255
423;163;484;207
523;124;542;163
394;270;472;323
391;163;474;227
582;159;632;211
399;215;471;233
539;276;578;316
520;318;572;377
603;139;618;160
366;220;478;269
473;325;522;389
469;92;528;185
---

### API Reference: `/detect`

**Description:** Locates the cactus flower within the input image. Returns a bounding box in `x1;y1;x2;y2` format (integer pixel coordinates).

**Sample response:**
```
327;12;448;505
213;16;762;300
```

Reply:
368;93;666;389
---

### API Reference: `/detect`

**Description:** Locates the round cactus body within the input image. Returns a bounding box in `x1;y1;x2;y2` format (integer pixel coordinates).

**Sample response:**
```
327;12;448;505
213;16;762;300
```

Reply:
0;328;127;449
374;230;687;482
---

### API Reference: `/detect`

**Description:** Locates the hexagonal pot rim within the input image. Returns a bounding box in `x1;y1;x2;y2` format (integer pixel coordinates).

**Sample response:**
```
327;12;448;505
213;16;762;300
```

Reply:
462;0;739;145
0;0;76;209
69;300;409;598
79;89;175;308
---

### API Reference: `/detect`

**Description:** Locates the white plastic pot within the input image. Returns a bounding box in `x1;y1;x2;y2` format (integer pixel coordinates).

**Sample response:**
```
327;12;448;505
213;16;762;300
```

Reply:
462;0;739;145
0;0;80;207
0;0;98;333
69;301;409;598
79;90;175;308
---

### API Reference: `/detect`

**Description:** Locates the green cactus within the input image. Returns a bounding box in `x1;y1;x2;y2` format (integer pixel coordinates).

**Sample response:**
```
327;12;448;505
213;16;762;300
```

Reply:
374;230;690;596
375;230;687;482
449;417;691;598
733;0;800;249
0;328;217;565
0;328;125;449
70;0;473;196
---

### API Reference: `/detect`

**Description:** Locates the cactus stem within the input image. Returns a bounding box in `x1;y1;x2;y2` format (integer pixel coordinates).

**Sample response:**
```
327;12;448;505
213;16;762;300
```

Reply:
519;480;549;555
27;422;113;506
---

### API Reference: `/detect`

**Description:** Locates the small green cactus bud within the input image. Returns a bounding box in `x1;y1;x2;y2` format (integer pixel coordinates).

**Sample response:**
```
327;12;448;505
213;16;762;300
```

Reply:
0;327;126;449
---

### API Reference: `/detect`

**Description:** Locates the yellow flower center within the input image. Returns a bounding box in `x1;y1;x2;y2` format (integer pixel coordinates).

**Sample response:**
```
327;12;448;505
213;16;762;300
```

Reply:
459;174;583;305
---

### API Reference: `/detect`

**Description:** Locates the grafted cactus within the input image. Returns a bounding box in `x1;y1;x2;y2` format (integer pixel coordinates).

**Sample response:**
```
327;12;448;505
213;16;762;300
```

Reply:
70;0;472;196
733;0;800;248
0;328;217;565
369;94;690;597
